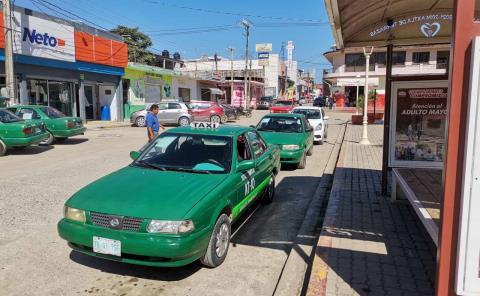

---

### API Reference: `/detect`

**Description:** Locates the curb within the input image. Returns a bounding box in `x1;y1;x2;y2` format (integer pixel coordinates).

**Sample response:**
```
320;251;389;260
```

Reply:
273;122;347;296
305;123;350;296
85;123;132;130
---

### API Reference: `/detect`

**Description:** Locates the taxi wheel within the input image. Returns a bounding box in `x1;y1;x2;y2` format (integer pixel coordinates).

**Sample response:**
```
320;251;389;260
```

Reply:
41;132;54;146
201;214;231;268
297;151;307;169
261;175;275;204
178;117;190;126
135;116;146;127
0;140;7;156
210;115;221;124
307;145;313;156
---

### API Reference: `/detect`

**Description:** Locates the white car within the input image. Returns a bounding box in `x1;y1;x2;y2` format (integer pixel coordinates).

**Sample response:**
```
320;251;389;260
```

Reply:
292;106;329;144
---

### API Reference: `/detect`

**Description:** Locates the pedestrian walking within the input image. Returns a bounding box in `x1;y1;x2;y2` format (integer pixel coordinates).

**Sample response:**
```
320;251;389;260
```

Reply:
146;104;164;142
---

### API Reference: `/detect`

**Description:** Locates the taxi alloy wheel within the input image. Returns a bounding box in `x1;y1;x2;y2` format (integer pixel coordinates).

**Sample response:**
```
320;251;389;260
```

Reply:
40;132;54;146
178;117;190;126
201;214;231;268
0;139;6;156
135;116;146;127
261;175;275;204
210;115;221;124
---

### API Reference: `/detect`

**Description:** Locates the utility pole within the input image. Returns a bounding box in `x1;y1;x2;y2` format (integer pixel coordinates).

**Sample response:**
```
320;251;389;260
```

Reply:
248;59;252;104
227;47;235;103
3;0;15;106
242;19;250;109
360;46;374;145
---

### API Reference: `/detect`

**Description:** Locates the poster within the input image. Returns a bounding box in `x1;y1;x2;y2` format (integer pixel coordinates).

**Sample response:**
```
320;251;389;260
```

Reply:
390;81;448;168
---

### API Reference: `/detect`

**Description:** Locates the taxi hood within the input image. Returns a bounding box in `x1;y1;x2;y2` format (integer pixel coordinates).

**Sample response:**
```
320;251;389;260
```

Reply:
259;131;305;146
66;166;228;220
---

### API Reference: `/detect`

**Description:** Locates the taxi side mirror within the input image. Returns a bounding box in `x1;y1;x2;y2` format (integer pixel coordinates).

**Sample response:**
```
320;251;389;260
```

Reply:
130;151;141;160
236;160;255;172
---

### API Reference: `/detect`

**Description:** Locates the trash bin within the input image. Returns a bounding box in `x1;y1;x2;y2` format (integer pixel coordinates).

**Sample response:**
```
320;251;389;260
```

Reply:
101;105;111;121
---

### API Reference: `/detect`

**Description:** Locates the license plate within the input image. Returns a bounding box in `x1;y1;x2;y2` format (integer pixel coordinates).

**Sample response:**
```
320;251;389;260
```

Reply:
93;236;121;256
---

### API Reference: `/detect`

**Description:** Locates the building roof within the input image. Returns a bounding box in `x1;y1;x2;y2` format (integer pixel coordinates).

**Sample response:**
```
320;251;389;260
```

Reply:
325;0;454;48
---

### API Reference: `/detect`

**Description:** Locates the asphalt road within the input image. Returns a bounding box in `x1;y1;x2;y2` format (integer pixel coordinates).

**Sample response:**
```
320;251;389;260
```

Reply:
0;109;349;296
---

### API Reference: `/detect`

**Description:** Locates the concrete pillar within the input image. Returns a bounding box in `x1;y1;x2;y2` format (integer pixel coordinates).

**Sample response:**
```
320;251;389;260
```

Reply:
78;79;86;122
114;79;123;122
19;74;28;105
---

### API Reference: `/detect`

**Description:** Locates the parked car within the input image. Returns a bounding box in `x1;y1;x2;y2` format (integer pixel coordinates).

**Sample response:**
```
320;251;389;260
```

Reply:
313;96;326;107
0;109;49;156
131;101;192;127
256;113;314;169
58;125;280;268
187;100;226;123
270;100;295;113
220;104;238;121
258;96;276;110
7;105;86;145
292;106;329;144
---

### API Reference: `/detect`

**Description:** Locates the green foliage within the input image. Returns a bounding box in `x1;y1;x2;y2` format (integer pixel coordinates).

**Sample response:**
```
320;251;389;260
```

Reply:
110;26;155;65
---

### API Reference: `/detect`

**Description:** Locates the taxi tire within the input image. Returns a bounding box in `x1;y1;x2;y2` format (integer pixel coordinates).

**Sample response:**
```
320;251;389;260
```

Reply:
307;145;313;156
0;140;7;156
297;151;307;169
41;132;54;146
201;214;231;268
261;175;275;204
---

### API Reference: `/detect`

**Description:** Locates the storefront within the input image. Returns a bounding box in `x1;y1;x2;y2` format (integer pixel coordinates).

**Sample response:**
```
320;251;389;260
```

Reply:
122;64;175;118
1;6;128;121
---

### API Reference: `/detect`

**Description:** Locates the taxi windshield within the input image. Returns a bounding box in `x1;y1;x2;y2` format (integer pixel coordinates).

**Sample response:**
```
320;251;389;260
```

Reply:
274;101;293;106
0;109;23;123
40;106;65;118
293;109;321;119
134;133;232;174
257;116;303;133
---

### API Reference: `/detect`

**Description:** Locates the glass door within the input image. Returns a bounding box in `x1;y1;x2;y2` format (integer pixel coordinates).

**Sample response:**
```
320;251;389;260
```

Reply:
48;81;73;116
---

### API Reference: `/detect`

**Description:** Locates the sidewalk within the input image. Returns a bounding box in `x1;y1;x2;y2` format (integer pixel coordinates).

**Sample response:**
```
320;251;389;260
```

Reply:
306;124;437;296
84;120;132;130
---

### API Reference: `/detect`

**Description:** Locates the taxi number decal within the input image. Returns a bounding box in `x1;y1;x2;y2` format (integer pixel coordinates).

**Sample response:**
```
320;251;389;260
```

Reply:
244;178;256;197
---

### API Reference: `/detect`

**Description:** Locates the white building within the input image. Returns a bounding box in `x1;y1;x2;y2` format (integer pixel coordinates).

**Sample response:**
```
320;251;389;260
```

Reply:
323;44;450;98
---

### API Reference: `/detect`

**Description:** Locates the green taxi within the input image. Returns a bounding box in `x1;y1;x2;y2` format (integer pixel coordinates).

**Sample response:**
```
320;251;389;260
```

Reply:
58;123;280;267
256;113;314;169
0;109;49;156
7;105;86;145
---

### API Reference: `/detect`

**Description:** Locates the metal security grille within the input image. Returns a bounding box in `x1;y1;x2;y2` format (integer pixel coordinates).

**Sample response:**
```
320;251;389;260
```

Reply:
90;212;143;232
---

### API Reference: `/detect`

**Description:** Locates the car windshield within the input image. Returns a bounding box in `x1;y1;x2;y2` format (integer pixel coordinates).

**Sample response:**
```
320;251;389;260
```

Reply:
40;106;65;118
257;116;303;133
134;133;232;174
0;109;23;123
293;109;321;119
274;101;293;106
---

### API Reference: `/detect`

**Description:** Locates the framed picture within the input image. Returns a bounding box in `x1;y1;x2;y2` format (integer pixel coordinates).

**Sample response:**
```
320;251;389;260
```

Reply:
389;80;448;168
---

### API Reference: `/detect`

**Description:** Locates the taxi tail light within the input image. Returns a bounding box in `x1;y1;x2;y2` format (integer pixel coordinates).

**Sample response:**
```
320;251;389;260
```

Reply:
23;127;33;135
67;121;75;128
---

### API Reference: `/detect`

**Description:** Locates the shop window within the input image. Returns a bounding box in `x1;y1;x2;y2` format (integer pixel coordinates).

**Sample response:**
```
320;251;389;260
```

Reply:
412;52;430;64
105;89;112;95
48;81;73;116
201;88;211;100
178;87;191;102
392;51;406;66
436;51;450;70
27;79;48;105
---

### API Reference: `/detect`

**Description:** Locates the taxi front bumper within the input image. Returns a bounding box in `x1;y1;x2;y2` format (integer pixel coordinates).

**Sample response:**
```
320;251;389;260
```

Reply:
279;149;304;164
58;218;212;267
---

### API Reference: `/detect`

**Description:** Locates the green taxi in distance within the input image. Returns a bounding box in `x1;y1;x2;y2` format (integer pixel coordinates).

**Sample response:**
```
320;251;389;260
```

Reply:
0;109;49;156
256;113;314;169
58;123;280;268
7;105;86;145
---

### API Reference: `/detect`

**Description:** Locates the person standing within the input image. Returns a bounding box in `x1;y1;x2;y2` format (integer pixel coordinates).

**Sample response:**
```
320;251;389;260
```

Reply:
146;104;164;142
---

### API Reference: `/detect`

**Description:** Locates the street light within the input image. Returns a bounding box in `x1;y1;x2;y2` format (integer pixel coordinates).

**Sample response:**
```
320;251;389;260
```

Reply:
355;74;361;115
360;47;374;145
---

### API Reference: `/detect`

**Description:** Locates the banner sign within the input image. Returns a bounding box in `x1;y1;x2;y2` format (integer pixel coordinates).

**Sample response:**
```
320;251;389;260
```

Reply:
389;81;448;168
12;10;75;62
255;43;272;52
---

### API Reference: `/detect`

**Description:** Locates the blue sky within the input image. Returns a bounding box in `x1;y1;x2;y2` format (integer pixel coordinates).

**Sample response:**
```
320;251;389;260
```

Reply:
16;0;335;80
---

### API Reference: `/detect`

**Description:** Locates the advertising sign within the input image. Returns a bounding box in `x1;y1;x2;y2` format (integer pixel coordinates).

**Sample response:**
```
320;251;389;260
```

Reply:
389;81;448;168
456;36;480;295
255;43;272;52
12;10;75;62
258;51;269;66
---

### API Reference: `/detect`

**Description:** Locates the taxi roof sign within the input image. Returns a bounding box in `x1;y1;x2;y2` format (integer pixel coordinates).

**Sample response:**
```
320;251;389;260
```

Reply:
190;122;220;129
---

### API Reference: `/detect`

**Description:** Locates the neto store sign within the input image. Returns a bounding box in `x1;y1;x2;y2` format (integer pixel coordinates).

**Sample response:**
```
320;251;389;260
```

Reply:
12;10;75;62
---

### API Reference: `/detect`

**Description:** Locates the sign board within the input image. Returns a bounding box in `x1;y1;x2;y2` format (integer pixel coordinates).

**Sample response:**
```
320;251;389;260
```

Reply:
255;43;272;53
455;36;480;296
389;81;448;168
258;51;269;66
12;10;75;62
336;77;379;87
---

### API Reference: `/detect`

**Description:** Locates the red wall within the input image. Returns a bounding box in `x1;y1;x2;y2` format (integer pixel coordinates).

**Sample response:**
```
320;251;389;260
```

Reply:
74;32;128;68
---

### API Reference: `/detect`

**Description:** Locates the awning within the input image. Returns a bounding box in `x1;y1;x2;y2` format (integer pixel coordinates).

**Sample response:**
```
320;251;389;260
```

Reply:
209;88;224;95
325;0;454;48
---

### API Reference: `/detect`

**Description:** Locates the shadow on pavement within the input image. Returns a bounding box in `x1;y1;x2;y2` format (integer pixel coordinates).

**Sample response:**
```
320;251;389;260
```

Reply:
8;145;54;155
53;138;89;145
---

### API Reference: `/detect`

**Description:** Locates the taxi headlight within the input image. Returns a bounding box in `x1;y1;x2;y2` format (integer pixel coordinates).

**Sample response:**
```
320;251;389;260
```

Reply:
64;206;86;223
315;123;323;131
147;220;195;234
282;144;300;151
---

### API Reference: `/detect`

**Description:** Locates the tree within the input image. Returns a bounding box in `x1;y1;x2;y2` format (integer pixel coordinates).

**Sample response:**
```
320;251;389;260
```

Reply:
110;26;155;65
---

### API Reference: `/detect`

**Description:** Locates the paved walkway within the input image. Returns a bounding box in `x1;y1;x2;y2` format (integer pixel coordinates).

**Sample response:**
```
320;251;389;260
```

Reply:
306;124;437;296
